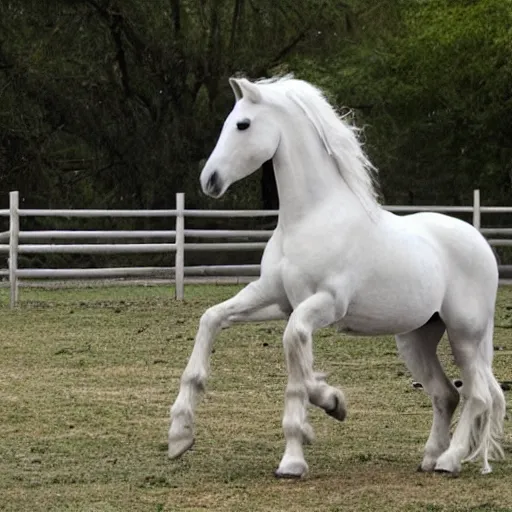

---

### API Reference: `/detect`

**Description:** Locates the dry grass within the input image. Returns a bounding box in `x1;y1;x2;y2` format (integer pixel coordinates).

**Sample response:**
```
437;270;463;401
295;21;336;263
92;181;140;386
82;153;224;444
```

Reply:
0;284;511;512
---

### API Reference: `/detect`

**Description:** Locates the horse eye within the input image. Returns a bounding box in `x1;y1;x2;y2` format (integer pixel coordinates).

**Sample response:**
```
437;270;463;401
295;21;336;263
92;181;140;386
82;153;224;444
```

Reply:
236;119;251;131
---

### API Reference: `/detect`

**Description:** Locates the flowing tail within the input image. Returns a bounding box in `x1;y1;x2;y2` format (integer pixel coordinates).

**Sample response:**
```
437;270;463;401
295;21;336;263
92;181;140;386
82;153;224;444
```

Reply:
462;328;506;473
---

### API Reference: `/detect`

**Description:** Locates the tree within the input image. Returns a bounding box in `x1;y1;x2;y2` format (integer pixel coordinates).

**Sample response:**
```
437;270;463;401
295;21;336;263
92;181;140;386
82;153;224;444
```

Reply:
292;0;512;206
0;0;353;211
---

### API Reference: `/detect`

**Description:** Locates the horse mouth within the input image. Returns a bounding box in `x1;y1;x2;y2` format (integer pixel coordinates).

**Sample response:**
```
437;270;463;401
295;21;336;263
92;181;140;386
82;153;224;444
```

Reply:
203;185;224;199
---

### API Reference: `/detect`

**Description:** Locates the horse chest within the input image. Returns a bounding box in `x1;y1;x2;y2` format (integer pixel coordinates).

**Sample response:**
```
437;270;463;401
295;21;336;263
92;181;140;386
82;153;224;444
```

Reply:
279;260;315;307
279;254;341;308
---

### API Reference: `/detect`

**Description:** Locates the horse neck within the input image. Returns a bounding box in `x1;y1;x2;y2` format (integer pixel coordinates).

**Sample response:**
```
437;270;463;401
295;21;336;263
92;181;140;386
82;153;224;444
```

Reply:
272;120;367;228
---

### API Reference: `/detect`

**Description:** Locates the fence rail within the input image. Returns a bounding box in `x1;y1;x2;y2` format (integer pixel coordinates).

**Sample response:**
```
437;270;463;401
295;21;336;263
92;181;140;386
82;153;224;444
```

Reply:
1;190;511;308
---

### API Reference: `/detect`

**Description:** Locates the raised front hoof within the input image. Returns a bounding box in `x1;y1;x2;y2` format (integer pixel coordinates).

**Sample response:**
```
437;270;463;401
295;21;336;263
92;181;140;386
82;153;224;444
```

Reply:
168;435;195;459
325;394;346;422
274;458;308;479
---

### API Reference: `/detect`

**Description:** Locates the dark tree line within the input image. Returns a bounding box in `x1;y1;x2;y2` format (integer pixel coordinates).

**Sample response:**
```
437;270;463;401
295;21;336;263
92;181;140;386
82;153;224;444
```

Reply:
0;0;357;211
0;1;510;235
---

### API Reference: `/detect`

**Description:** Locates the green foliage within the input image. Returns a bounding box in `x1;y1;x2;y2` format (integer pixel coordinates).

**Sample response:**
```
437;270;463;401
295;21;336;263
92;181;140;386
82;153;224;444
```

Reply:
294;0;512;206
0;1;510;265
0;0;351;211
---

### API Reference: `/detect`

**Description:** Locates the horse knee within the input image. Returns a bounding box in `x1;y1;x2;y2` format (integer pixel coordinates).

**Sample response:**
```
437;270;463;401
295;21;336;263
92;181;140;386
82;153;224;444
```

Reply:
181;368;207;393
282;319;311;371
199;306;223;332
433;387;459;416
283;317;308;347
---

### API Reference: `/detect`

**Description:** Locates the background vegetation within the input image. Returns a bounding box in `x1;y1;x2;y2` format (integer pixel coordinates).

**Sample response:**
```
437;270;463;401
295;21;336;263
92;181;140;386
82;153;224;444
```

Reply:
1;1;511;267
2;0;511;210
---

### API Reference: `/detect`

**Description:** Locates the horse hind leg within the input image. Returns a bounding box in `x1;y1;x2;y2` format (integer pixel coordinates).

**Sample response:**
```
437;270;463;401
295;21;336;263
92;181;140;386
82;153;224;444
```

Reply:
435;319;506;475
395;315;460;472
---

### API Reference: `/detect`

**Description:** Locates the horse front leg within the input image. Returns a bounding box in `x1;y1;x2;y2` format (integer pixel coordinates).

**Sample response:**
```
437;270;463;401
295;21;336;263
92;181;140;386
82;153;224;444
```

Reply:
276;291;341;478
168;281;290;459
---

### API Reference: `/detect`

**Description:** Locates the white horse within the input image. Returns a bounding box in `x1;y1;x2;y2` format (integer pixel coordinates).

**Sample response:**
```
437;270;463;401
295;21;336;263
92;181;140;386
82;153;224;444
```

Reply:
168;75;506;478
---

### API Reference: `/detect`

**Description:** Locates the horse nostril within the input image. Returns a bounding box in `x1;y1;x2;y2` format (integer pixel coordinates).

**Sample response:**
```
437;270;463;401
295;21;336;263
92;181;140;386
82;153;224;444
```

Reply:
208;171;218;188
206;171;221;196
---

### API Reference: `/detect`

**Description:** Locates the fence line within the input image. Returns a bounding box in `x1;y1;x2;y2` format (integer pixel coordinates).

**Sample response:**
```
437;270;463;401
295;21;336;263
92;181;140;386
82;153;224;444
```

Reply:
1;189;511;308
0;229;274;241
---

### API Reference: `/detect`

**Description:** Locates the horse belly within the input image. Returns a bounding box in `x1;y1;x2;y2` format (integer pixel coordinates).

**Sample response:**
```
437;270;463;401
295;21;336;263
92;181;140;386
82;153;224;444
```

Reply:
339;299;437;336
339;260;444;335
337;312;424;336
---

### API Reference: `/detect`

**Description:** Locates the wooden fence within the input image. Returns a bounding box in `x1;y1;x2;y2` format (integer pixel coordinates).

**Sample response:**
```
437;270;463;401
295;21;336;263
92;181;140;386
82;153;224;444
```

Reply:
1;190;511;308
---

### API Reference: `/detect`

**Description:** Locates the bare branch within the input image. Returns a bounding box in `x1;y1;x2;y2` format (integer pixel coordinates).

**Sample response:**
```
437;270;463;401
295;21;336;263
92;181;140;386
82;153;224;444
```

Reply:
110;13;131;96
170;0;181;33
229;0;244;53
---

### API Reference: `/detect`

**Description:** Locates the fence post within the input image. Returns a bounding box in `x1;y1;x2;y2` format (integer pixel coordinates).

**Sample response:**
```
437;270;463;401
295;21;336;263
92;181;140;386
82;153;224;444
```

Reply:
472;189;481;231
9;191;19;308
175;192;185;300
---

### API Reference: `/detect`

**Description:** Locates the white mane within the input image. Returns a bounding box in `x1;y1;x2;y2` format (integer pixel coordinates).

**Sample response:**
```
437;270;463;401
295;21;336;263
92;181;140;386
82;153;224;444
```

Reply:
256;75;380;215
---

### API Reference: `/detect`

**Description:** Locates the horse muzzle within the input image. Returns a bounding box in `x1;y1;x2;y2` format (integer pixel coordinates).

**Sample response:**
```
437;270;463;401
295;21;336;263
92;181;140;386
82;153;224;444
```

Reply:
201;170;224;198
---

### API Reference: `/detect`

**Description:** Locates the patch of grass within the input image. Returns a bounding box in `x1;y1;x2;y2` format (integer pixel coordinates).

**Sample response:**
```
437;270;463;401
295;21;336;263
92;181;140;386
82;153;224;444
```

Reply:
0;284;511;512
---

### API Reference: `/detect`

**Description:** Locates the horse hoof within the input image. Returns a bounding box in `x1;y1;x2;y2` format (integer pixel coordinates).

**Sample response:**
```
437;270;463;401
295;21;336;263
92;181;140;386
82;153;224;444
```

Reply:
274;458;308;479
434;468;460;478
434;453;461;477
481;465;492;475
417;456;438;473
325;394;346;422
168;435;194;459
274;470;304;480
453;379;463;389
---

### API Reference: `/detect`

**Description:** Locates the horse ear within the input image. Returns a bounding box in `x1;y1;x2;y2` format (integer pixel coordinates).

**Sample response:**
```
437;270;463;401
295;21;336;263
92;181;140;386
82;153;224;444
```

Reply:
229;78;243;102
229;77;262;104
238;78;262;103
